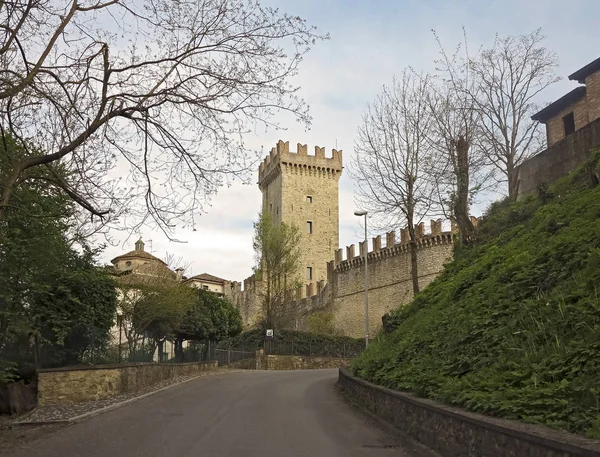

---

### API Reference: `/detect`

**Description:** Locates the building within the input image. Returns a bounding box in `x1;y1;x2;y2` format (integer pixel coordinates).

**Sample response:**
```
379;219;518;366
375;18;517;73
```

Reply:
183;273;228;297
110;238;173;277
109;239;237;361
516;56;600;198
532;56;600;147
258;140;343;285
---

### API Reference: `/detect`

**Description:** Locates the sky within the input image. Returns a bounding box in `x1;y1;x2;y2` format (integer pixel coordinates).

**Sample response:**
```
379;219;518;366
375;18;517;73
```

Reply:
99;0;600;283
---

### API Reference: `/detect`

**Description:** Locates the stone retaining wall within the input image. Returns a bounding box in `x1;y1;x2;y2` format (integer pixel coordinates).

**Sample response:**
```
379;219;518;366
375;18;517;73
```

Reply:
257;352;350;370
37;361;218;406
516;116;600;198
338;368;600;457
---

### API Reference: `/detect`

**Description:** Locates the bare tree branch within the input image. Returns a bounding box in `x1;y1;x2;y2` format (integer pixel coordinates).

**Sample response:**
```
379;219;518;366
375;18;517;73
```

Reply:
468;29;559;200
350;69;441;294
0;0;328;238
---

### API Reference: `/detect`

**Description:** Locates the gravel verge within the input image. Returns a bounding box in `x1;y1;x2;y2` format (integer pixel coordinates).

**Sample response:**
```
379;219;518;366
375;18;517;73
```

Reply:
14;368;242;425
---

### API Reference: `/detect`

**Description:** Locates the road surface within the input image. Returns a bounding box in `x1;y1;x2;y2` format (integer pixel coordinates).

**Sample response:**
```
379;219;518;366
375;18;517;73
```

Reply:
5;370;436;457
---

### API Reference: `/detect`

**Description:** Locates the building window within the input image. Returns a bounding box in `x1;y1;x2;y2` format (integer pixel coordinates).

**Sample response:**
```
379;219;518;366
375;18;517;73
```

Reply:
276;206;279;215
306;221;313;234
563;112;575;136
269;203;272;212
203;285;209;290
306;267;313;280
125;261;132;268
306;195;313;203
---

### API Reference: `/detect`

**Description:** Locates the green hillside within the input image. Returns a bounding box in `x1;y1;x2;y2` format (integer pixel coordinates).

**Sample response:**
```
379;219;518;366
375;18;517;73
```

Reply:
350;150;600;438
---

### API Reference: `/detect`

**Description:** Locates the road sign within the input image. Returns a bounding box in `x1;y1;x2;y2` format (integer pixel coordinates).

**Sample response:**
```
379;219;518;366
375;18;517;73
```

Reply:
266;329;273;337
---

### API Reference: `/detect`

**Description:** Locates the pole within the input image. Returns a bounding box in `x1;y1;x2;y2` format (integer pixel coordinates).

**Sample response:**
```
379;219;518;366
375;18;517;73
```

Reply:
118;316;123;363
364;214;369;348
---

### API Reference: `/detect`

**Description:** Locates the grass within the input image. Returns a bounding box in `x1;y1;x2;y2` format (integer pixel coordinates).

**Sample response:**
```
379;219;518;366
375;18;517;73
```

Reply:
350;150;600;438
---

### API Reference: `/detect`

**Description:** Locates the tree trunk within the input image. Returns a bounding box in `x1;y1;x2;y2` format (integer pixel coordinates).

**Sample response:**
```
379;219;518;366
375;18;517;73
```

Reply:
174;338;184;363
406;187;420;296
409;236;420;296
454;136;475;246
507;156;518;201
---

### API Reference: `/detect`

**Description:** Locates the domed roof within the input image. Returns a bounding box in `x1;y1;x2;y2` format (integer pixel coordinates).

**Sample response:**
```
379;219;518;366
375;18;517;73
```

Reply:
110;238;167;266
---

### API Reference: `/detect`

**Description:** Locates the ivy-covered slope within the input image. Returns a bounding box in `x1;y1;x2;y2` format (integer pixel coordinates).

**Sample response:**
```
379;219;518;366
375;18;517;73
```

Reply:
350;151;600;438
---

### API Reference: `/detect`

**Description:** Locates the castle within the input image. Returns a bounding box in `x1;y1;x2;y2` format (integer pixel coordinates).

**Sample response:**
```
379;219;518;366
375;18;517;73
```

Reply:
230;140;460;338
259;140;343;284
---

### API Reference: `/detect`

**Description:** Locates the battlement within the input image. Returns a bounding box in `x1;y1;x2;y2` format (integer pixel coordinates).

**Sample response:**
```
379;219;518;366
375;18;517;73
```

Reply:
258;140;343;187
334;217;479;271
291;218;478;300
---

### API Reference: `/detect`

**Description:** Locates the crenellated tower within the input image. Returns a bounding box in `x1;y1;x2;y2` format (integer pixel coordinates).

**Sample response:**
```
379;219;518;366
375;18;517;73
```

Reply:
258;140;343;285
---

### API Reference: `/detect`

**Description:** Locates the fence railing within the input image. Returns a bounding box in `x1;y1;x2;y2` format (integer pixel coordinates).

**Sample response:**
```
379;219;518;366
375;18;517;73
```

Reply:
215;348;256;367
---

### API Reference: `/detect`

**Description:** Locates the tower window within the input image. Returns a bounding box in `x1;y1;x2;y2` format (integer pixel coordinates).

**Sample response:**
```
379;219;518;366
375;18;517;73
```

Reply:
269;203;272;212
306;195;313;203
306;221;313;234
306;267;313;280
563;112;575;136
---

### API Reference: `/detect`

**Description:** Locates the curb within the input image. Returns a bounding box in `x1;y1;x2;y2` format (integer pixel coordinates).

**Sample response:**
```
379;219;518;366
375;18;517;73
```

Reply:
15;369;237;426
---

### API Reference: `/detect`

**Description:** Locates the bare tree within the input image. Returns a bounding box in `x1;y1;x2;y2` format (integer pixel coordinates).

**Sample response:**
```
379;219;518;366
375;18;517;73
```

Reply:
350;70;439;295
0;0;327;236
427;30;489;246
469;29;559;200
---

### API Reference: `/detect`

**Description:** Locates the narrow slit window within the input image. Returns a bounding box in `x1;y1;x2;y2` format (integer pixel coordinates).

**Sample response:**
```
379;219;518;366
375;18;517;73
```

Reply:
306;267;312;280
306;195;313;203
307;221;313;234
563;112;575;136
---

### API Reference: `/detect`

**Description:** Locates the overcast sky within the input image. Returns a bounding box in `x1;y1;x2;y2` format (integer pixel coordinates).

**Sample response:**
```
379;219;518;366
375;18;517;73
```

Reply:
99;0;600;283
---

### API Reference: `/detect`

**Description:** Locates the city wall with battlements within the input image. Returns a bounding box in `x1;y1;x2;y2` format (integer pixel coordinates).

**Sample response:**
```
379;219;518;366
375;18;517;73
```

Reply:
228;218;477;338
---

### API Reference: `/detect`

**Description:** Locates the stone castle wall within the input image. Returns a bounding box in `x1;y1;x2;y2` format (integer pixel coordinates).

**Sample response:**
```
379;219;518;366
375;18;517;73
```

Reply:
329;230;453;338
232;219;458;338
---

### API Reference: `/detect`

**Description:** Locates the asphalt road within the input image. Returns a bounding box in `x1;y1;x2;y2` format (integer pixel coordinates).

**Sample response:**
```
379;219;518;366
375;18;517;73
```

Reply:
5;370;437;457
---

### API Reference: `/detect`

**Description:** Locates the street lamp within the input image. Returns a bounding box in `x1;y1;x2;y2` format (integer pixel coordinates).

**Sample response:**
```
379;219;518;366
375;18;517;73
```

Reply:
116;308;123;363
354;210;369;348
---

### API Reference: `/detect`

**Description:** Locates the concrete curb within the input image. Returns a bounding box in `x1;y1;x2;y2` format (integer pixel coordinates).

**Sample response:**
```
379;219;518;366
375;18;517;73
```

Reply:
16;369;237;426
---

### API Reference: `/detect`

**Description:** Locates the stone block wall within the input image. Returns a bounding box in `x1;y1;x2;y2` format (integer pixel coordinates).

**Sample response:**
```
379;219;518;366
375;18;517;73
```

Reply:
329;232;453;338
255;352;350;370
234;222;455;337
586;71;600;123
546;95;590;147
338;369;600;457
516;116;600;198
37;361;218;406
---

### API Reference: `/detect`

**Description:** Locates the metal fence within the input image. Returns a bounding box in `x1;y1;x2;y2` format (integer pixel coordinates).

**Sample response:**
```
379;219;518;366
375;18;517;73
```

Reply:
29;337;221;369
215;348;256;367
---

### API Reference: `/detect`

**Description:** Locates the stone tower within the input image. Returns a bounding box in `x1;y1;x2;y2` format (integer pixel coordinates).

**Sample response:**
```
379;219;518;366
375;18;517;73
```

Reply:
258;140;343;285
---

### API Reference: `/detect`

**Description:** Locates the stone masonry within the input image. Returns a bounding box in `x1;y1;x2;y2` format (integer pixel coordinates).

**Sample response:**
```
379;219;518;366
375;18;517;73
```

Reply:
231;140;467;336
288;220;457;338
258;140;343;285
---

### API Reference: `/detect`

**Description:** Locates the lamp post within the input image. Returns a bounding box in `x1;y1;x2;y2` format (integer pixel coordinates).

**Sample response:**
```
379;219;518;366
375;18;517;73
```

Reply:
116;308;123;363
354;210;369;348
